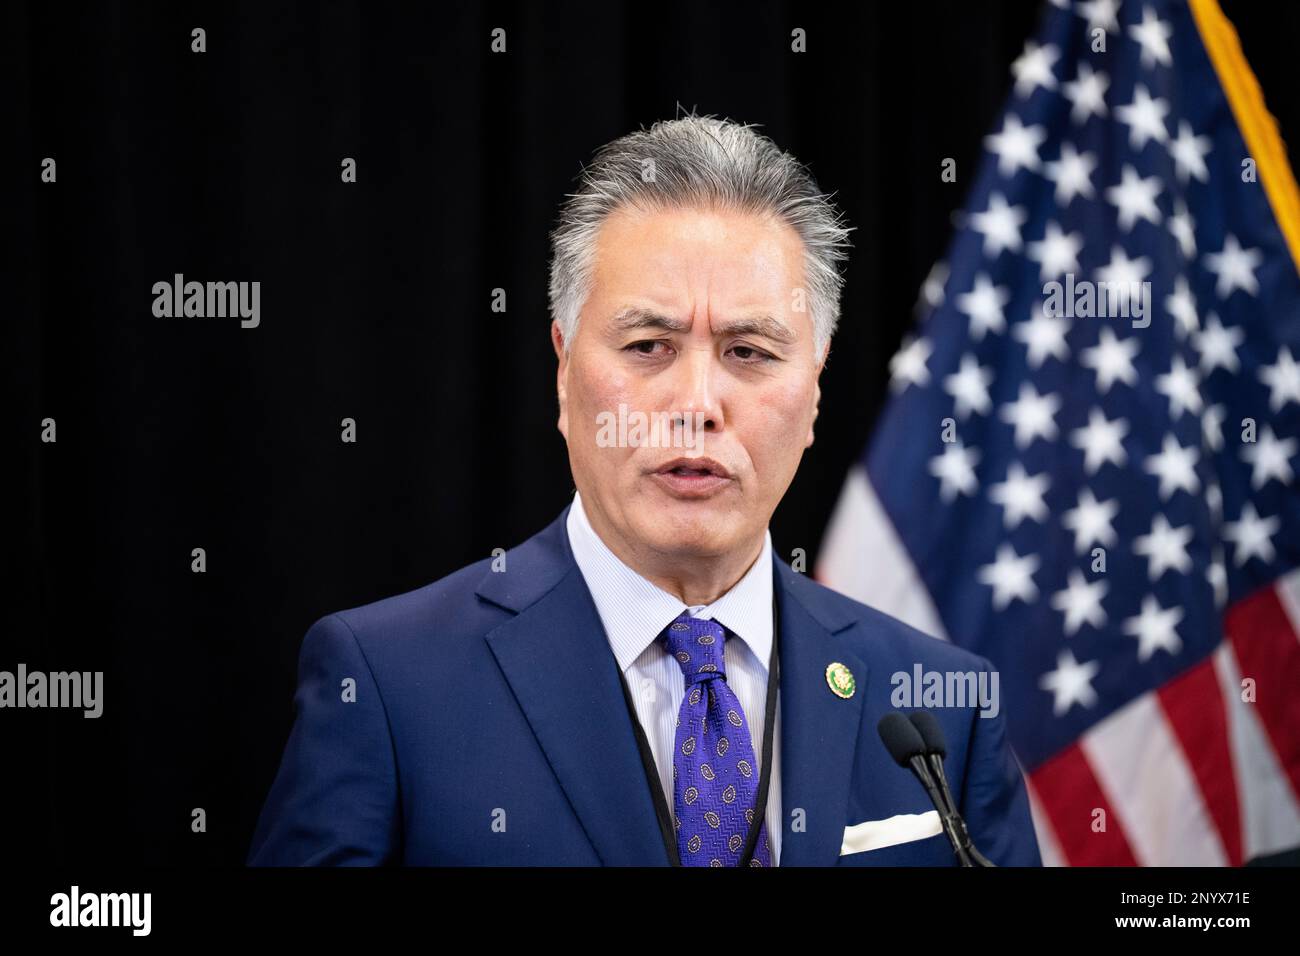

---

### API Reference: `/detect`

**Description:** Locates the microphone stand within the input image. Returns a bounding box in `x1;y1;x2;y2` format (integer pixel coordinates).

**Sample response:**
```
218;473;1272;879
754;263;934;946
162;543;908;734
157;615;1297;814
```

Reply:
906;752;976;867
918;748;996;867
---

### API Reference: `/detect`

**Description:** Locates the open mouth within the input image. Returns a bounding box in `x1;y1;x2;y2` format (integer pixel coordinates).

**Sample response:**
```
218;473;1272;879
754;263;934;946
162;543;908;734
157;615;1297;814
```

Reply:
654;457;731;479
651;458;733;497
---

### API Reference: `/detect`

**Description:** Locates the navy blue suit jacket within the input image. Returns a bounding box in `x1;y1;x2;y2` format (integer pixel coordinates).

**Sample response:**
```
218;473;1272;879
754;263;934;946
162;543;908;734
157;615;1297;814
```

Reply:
247;504;1042;866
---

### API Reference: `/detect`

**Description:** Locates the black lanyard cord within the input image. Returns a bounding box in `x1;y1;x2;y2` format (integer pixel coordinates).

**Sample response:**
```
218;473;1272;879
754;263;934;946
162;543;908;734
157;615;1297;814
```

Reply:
618;597;780;867
740;597;780;866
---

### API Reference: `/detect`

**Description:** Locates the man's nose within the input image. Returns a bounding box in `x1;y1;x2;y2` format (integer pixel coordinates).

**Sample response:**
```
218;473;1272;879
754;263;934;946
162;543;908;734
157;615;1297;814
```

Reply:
664;344;724;432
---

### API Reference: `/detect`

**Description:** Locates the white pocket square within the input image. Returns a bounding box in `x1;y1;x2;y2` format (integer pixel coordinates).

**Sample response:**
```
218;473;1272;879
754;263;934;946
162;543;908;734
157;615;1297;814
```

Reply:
839;810;943;855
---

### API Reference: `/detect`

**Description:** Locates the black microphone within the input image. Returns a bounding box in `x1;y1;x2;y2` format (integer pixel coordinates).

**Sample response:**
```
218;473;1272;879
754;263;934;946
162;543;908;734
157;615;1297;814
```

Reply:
877;712;974;866
907;710;996;868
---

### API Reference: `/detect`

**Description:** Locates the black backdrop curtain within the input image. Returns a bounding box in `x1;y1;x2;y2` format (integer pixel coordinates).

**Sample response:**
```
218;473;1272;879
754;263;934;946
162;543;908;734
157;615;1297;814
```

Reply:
9;0;1298;865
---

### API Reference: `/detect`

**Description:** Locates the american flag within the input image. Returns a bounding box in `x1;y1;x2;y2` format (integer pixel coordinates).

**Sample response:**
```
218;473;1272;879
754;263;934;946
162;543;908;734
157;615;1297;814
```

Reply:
818;0;1300;865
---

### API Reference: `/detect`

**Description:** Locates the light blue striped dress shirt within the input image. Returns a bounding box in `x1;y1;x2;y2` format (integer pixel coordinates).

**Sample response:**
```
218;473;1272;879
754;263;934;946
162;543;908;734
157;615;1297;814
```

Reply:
565;491;782;865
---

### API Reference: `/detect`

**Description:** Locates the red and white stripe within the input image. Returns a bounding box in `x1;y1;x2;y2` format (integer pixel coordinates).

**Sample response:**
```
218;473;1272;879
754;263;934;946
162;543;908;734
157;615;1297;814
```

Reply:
816;465;1300;865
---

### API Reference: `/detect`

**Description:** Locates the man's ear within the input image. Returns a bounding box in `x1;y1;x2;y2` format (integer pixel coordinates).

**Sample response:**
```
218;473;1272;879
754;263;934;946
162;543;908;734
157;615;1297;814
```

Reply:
807;343;829;448
806;381;821;448
551;320;569;440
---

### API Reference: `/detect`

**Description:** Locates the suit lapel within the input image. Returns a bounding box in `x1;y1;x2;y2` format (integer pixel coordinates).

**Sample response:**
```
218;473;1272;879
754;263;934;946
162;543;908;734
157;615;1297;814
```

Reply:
476;506;870;868
773;559;868;867
478;506;670;866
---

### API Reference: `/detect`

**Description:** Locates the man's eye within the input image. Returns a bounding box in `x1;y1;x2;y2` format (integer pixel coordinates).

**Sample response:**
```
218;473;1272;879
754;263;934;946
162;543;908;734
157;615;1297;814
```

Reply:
625;340;670;356
730;345;774;363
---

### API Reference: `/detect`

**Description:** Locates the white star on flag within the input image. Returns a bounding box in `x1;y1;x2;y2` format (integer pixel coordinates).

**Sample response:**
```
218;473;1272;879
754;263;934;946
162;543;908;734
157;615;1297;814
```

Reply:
1170;121;1212;183
1202;403;1228;453
1258;346;1300;411
1129;6;1173;68
989;462;1051;529
956;273;1011;340
1194;314;1244;374
1044;143;1098;206
1000;381;1062;449
1039;650;1101;716
1080;327;1141;393
1010;41;1060;97
1240;425;1297;490
970;193;1028;257
1106;165;1163;232
1112;83;1175;151
1071;407;1130;474
1122;595;1183;662
985;115;1047;177
1095;245;1153;313
1223;502;1281;566
1204;234;1263;298
1013;308;1071;368
1062;487;1121;554
1144;434;1201;501
1076;0;1119;34
1133;513;1195;580
920;261;949;309
1061;62;1108;124
928;440;981;502
1050;569;1109;635
1165;276;1200;340
978;543;1041;610
889;335;933;393
1169;199;1197;258
1027;222;1084;280
1154;354;1204;419
943;353;995;418
1115;84;1170;150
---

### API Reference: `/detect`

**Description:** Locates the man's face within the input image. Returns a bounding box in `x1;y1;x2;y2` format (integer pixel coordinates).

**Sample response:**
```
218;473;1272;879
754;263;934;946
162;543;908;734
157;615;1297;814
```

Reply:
553;204;827;566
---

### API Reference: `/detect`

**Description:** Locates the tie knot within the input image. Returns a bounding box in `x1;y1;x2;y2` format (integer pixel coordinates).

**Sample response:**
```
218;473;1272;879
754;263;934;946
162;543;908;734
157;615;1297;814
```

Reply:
661;613;728;684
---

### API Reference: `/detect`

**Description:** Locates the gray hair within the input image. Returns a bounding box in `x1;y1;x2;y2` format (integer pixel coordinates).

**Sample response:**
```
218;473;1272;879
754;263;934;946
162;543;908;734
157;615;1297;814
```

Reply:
547;112;854;356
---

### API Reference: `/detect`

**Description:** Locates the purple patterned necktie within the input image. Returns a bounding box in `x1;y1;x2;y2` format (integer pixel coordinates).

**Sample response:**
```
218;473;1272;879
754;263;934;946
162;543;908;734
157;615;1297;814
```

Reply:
661;611;771;867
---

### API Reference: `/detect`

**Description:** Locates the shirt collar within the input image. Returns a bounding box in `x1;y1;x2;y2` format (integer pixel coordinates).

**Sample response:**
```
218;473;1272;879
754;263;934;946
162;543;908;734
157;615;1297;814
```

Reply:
566;490;774;675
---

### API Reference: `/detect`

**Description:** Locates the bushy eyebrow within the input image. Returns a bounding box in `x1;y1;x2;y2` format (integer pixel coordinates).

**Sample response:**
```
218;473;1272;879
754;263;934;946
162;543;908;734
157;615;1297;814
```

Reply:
609;306;796;344
610;307;690;335
716;314;797;345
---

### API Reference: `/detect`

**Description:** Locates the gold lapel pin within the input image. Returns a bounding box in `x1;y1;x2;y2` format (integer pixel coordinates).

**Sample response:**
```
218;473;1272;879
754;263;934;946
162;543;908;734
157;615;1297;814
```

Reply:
825;662;856;699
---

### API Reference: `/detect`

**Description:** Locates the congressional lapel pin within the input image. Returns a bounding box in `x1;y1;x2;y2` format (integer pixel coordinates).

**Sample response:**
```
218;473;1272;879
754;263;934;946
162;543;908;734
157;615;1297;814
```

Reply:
825;662;856;699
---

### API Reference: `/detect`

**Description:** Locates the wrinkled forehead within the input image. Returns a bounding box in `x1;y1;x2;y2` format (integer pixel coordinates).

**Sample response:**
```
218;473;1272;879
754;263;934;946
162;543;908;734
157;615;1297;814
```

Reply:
585;204;811;337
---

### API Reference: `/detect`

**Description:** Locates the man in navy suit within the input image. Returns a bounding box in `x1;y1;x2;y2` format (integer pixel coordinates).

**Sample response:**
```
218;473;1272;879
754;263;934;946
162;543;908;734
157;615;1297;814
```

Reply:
248;113;1042;867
